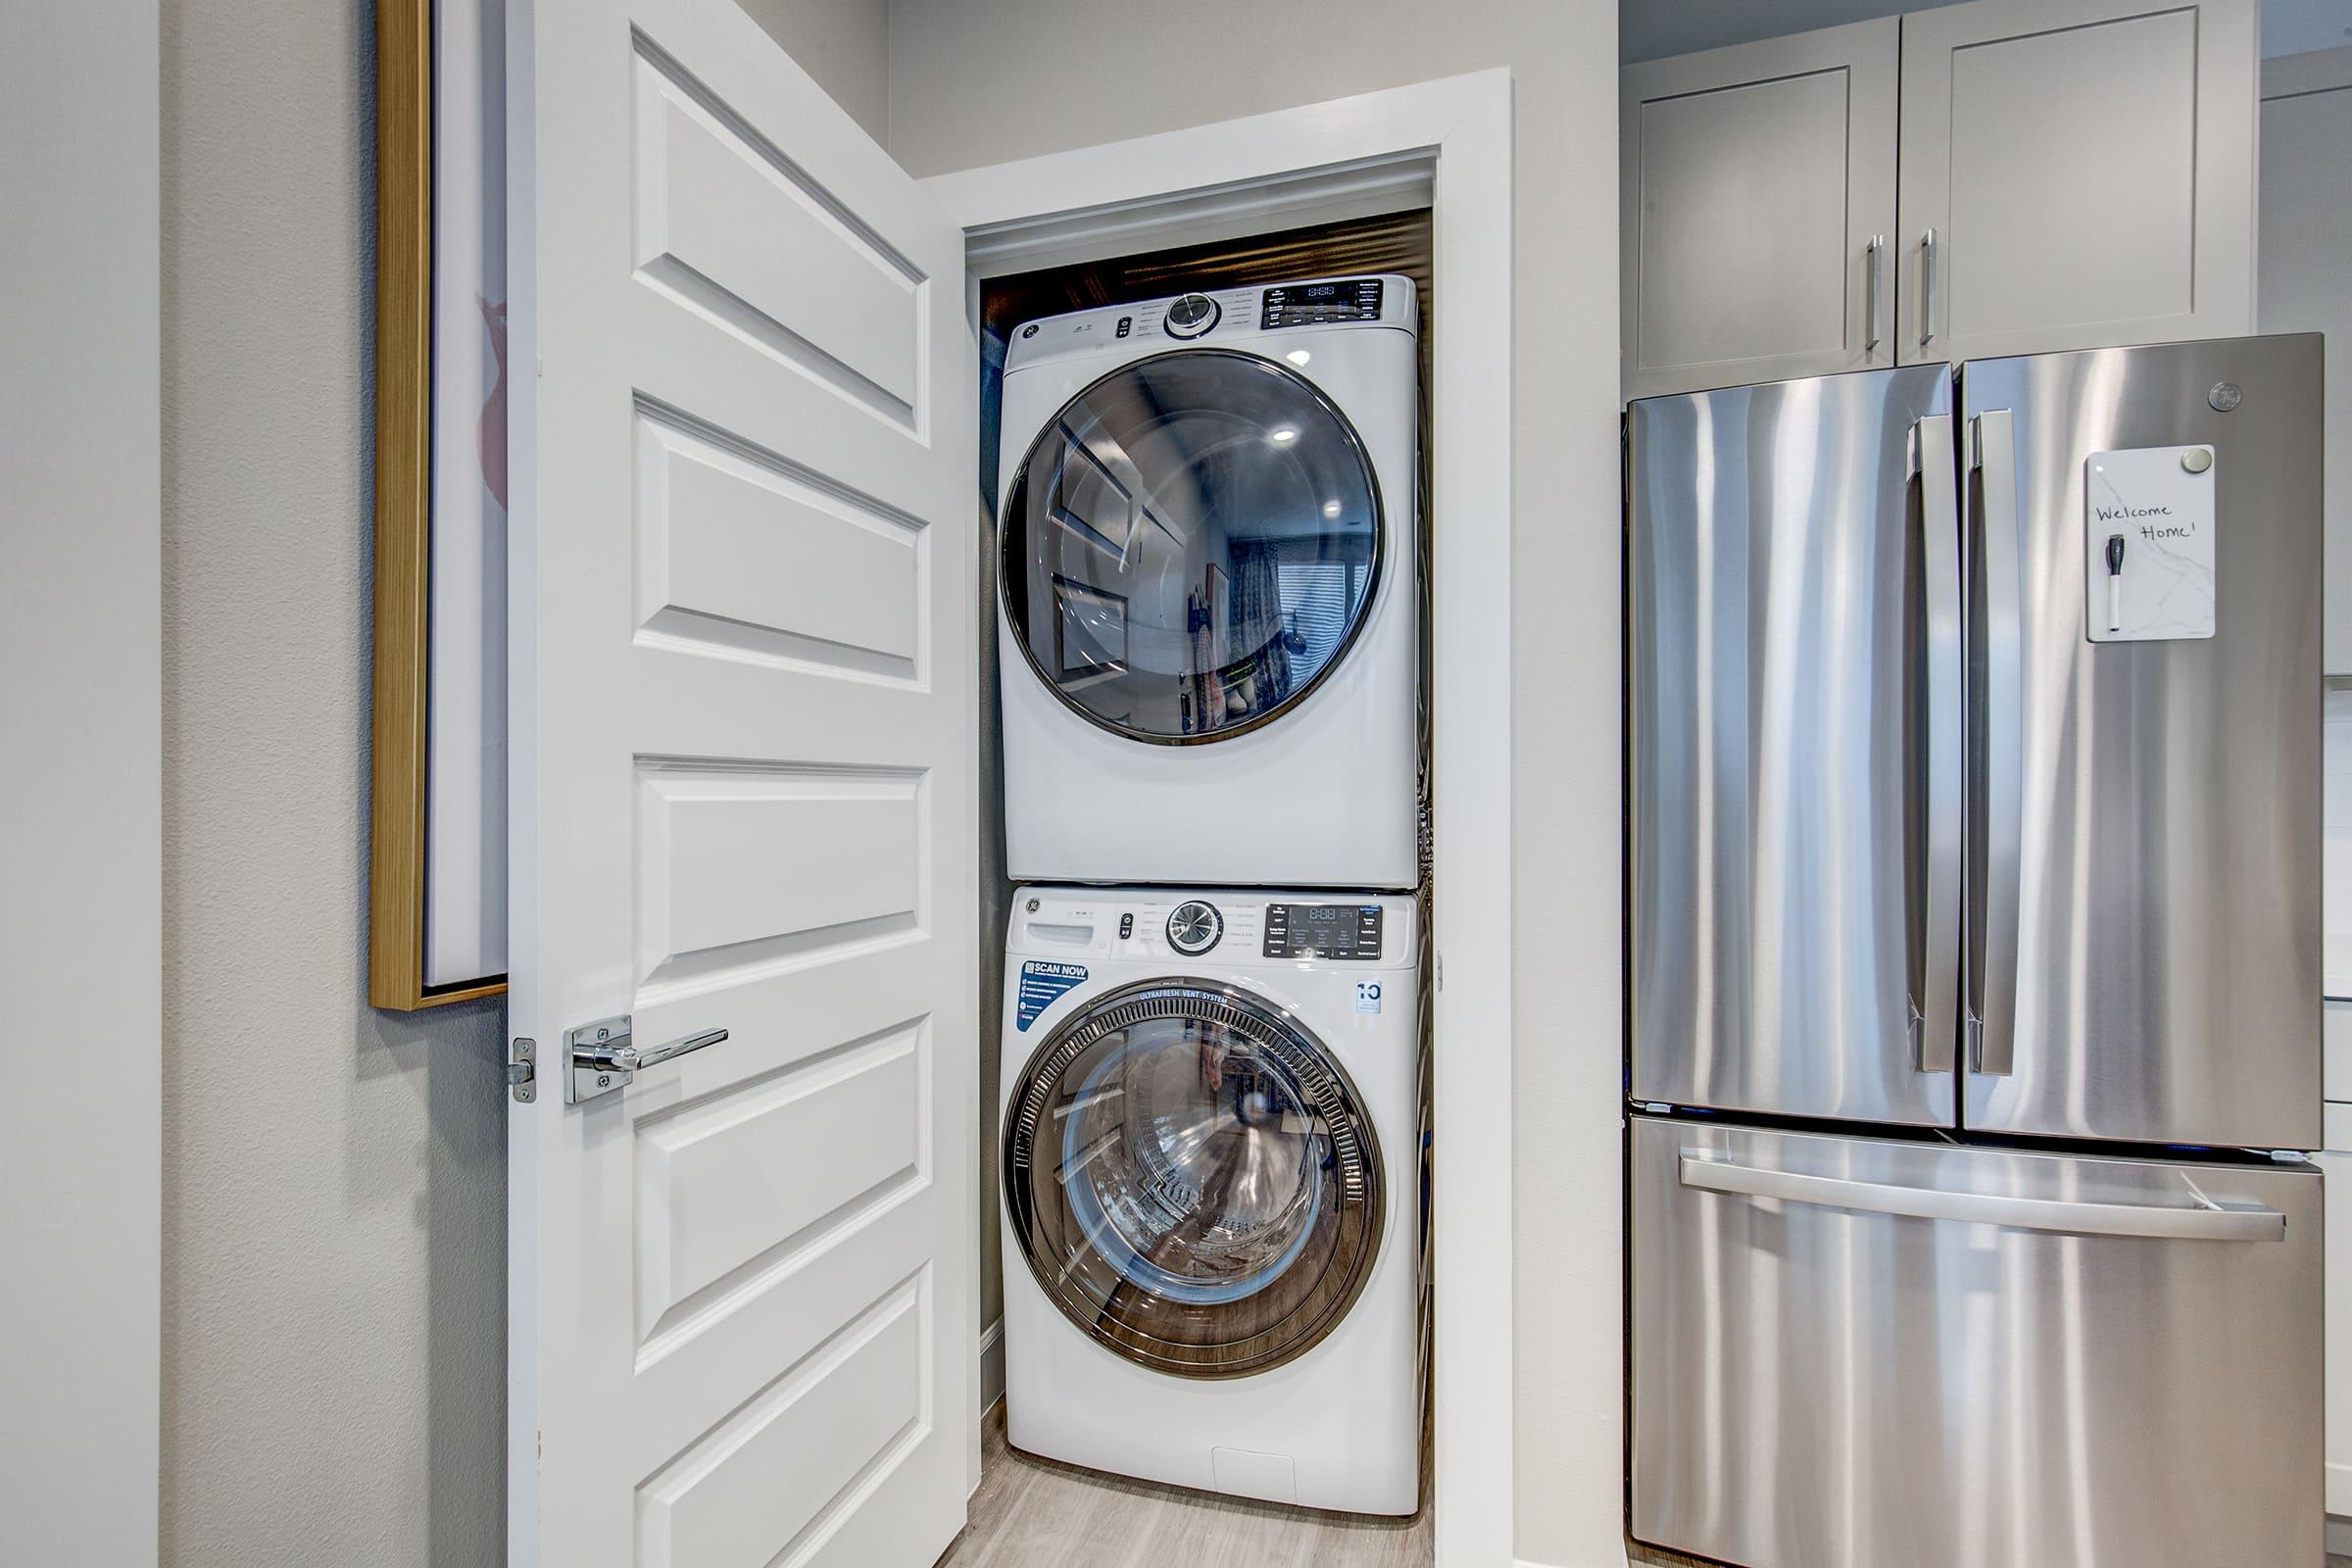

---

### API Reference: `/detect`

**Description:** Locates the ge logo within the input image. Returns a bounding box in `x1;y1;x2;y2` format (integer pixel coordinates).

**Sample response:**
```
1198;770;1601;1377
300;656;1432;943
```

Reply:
1355;981;1383;1014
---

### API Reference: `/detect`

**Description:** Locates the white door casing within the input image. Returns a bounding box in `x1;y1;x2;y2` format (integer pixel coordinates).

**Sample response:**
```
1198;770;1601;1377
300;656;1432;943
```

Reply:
507;0;979;1563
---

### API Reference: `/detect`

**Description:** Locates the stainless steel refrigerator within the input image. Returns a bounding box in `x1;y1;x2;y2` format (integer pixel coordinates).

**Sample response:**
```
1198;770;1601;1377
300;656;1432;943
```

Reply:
1627;335;2325;1568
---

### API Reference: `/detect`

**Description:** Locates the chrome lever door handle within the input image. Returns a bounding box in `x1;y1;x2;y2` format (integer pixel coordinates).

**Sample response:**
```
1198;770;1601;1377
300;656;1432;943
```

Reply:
565;1014;730;1103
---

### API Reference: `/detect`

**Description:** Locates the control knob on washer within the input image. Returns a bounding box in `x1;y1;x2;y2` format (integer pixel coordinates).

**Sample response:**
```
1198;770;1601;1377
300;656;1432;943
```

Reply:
1165;900;1223;956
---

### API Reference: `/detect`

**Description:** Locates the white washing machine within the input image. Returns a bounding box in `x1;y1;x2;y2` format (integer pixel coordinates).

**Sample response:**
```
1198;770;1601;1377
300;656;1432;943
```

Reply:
996;275;1421;889
999;885;1425;1515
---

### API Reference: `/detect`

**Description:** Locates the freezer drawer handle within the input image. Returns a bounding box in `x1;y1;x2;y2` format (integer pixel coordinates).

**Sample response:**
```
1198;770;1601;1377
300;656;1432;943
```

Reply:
1678;1152;2285;1243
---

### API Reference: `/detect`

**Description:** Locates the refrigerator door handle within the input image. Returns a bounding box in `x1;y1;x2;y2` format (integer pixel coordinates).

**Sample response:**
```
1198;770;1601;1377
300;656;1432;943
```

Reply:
1913;416;1962;1076
1968;410;2024;1078
1678;1152;2287;1243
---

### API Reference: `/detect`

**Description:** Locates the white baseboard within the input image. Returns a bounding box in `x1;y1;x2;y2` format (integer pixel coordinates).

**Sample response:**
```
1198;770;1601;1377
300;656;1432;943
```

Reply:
980;1315;1005;1415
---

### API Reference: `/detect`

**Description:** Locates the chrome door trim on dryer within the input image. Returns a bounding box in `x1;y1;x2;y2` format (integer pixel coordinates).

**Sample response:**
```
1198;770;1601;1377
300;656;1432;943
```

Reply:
1002;977;1387;1379
999;347;1389;747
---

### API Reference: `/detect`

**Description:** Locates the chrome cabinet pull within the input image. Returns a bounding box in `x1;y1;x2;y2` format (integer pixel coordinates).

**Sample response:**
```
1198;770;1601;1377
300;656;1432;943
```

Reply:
1865;234;1886;353
1920;226;1940;348
565;1014;730;1103
1679;1152;2285;1243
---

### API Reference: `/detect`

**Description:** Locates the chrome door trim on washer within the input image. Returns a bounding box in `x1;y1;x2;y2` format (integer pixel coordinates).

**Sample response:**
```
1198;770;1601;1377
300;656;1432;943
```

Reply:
999;348;1389;747
1003;978;1386;1379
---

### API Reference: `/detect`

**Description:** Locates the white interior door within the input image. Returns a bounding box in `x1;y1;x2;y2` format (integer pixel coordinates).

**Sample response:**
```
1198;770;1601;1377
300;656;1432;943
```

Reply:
506;0;979;1563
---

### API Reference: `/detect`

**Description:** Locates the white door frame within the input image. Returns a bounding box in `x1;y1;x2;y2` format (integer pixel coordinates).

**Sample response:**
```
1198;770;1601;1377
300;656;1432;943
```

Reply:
921;69;1517;1568
0;5;163;1564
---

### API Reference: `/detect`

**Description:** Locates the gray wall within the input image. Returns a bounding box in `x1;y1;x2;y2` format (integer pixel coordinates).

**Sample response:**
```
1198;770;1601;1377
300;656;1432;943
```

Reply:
740;0;892;140
884;7;1626;1563
158;3;508;1562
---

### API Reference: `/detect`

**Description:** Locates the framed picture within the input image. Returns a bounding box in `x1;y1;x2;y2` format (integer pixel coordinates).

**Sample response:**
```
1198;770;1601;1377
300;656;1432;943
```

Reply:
369;0;508;1009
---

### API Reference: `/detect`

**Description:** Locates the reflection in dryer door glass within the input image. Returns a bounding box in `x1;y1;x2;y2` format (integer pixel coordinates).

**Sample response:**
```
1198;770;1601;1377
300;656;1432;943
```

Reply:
1003;349;1382;743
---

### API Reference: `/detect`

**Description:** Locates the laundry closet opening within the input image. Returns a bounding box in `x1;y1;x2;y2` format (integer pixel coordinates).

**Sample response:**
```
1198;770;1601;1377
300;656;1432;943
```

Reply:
956;207;1438;1561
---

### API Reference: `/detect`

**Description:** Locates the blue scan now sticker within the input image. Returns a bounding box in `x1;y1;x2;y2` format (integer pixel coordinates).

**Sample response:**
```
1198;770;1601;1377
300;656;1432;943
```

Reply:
1017;961;1088;1030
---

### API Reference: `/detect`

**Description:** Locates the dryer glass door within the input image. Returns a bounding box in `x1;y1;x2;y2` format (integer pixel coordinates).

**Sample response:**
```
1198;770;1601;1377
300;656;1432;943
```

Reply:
1004;980;1385;1378
1002;349;1383;744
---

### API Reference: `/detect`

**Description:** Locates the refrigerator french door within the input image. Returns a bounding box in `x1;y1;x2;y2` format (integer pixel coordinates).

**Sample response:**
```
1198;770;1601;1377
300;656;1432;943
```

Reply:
1627;336;2325;1568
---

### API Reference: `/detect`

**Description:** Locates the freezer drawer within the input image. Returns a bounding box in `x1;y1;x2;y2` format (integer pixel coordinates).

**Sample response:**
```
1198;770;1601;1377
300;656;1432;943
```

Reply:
1630;1117;2321;1568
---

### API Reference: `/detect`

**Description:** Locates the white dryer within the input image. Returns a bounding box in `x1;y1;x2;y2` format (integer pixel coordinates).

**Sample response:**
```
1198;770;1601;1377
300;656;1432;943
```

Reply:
999;885;1425;1515
996;275;1421;889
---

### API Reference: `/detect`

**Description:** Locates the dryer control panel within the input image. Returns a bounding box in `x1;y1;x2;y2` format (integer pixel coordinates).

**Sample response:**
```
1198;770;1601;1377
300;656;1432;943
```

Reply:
1260;277;1385;329
1263;903;1384;960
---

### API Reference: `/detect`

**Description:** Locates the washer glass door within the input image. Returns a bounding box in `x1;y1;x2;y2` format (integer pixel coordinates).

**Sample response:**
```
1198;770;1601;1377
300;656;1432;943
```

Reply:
1001;349;1384;744
1004;981;1385;1377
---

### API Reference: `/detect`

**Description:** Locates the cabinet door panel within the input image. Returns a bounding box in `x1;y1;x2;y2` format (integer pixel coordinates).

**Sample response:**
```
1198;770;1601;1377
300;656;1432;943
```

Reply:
1897;0;2257;364
1622;19;1898;402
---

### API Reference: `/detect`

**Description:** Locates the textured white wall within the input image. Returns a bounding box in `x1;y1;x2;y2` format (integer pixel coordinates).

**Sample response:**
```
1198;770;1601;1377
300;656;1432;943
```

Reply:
884;8;1626;1564
159;3;507;1562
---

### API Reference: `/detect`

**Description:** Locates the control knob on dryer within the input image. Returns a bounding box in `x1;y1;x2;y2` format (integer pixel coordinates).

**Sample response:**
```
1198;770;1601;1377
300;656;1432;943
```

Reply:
1163;293;1220;339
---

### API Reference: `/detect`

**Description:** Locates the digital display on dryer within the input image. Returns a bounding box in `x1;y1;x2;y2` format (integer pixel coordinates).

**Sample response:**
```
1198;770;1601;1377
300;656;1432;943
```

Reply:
1263;904;1384;959
1260;278;1384;329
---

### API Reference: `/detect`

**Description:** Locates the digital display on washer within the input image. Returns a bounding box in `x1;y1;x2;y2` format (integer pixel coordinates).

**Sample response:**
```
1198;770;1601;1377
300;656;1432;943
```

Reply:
1262;903;1384;959
1260;278;1384;329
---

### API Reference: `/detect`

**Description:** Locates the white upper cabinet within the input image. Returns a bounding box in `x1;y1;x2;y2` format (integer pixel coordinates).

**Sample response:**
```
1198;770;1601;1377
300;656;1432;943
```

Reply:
1622;0;2260;400
1896;0;2258;365
1621;21;1899;402
2258;46;2352;675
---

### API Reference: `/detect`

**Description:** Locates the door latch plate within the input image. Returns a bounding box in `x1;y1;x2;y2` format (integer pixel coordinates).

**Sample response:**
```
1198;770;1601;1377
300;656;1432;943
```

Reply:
508;1038;537;1103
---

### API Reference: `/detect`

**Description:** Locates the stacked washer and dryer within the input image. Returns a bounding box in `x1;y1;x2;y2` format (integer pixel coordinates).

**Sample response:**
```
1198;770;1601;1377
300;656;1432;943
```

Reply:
995;274;1429;1515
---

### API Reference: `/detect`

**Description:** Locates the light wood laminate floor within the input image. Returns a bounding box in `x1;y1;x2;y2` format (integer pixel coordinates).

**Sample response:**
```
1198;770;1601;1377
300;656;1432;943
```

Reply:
935;1406;2345;1568
934;1403;1432;1568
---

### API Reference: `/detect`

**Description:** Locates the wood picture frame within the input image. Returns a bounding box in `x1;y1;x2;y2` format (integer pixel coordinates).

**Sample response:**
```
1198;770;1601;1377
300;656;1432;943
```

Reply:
369;0;507;1009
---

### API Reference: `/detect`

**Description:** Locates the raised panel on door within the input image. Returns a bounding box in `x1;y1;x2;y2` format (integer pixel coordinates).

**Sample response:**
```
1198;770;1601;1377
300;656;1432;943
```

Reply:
2259;47;2352;674
508;1;978;1565
1896;0;2258;365
1621;19;1898;402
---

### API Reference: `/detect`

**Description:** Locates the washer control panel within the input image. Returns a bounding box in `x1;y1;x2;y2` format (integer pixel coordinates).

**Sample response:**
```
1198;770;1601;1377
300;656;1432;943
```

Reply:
1262;903;1384;960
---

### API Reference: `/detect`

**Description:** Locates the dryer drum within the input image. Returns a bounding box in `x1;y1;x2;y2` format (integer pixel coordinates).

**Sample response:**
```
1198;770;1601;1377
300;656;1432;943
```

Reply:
1004;979;1386;1379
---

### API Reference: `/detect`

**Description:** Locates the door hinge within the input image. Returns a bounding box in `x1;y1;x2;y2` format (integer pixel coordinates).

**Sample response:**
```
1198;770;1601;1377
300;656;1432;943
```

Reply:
508;1038;537;1102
